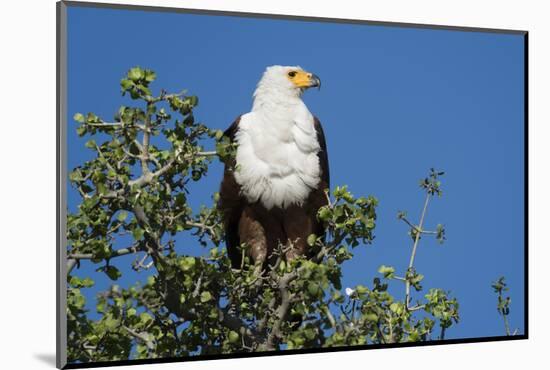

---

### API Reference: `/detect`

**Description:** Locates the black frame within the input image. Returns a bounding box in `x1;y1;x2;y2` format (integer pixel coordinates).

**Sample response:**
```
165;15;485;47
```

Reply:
56;1;529;368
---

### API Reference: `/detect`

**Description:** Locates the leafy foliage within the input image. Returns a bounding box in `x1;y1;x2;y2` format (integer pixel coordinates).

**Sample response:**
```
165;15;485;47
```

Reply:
67;68;460;363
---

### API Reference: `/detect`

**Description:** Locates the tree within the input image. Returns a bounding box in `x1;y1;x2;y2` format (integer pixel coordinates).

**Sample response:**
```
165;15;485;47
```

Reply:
66;67;459;363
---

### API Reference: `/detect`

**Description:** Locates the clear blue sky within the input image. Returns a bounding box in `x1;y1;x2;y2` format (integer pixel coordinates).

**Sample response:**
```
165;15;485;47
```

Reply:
67;5;525;341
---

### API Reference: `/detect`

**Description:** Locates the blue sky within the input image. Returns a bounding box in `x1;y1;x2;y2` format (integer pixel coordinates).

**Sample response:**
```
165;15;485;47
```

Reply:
67;5;525;342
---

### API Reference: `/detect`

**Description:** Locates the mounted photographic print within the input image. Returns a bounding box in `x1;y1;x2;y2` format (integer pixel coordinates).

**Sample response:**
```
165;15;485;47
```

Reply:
56;1;528;368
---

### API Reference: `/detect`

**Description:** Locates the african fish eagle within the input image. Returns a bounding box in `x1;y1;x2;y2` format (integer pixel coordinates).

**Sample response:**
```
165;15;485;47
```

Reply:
219;65;330;270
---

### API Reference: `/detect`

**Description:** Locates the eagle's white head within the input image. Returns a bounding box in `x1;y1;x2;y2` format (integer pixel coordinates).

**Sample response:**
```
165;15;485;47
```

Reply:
252;65;321;111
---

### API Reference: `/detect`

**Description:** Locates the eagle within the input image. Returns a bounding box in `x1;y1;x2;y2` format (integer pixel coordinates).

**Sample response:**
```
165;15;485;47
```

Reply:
219;65;330;270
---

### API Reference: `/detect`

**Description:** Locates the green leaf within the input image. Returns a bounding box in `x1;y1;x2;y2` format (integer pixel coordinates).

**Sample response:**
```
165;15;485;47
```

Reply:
73;113;85;123
187;95;199;107
307;234;317;247
144;69;156;82
96;300;106;313
200;291;212;303
117;211;128;222
120;78;134;90
107;169;117;179
364;313;378;322
179;257;196;272
81;277;94;288
128;67;144;81
137;84;152;96
85;139;96;149
140;312;153;324
68;276;81;287
104;266;121;281
318;207;332;221
68;170;83;182
378;265;396;279
228;330;239;344
103;315;119;330
132;227;145;240
307;282;321;297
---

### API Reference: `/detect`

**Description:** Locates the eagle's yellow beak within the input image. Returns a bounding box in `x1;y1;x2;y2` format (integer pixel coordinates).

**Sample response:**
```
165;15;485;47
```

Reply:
288;70;321;90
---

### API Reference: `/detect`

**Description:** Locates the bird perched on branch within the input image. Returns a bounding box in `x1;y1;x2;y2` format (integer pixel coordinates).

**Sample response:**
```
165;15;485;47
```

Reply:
219;65;330;270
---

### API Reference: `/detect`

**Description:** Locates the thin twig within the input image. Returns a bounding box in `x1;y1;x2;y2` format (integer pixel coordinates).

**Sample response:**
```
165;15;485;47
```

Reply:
503;313;511;336
405;191;431;308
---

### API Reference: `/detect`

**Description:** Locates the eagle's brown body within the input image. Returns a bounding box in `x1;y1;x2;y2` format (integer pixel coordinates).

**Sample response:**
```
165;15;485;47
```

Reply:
219;115;330;269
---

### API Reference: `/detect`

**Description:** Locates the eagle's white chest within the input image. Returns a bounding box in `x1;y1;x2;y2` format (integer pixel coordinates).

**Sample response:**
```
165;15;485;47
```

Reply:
234;107;321;209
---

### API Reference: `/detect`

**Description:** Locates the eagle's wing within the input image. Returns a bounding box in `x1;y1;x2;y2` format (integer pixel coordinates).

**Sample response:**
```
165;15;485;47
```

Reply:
218;116;244;268
309;116;331;246
314;116;330;190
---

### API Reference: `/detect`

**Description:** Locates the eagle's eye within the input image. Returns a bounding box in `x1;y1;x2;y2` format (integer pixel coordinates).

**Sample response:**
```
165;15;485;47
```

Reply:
288;71;297;78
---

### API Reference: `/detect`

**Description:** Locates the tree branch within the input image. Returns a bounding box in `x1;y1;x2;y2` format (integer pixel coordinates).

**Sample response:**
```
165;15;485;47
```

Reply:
140;104;153;176
261;273;296;350
67;245;141;274
323;305;337;330
123;326;155;351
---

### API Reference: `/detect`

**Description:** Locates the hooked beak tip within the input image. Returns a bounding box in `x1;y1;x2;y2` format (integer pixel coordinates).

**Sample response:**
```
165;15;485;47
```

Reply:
311;73;321;90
